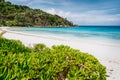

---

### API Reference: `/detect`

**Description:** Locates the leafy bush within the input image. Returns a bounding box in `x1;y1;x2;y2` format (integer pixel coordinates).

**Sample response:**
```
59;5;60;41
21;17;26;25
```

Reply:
33;43;47;52
0;38;31;54
0;38;107;80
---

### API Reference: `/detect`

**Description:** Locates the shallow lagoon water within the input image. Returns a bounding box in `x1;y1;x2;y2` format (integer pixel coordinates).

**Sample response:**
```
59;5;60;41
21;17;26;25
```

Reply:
9;26;120;41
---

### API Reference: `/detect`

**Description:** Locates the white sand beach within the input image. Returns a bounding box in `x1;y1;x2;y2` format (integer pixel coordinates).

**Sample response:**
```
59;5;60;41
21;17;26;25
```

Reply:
1;27;120;80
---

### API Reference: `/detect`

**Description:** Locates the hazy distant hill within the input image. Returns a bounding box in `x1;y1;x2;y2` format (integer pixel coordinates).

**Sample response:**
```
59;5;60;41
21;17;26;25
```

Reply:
0;0;74;27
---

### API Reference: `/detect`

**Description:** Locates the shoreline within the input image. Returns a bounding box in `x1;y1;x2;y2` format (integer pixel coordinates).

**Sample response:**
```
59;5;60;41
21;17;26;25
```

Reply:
1;27;120;80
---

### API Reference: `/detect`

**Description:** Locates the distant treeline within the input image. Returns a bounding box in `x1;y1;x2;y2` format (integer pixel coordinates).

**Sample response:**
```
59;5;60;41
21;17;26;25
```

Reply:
0;0;74;27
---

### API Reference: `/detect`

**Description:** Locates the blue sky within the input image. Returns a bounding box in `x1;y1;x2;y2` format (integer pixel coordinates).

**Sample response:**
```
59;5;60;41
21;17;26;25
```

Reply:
6;0;120;25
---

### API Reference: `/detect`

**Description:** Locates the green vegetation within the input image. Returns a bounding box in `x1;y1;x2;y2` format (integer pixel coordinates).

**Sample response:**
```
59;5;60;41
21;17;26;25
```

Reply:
0;33;106;80
0;0;74;27
0;31;6;38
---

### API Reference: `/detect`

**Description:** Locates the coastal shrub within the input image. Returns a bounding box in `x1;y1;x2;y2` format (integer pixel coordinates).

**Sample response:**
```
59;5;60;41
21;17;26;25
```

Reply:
0;38;107;80
33;43;47;52
0;38;31;54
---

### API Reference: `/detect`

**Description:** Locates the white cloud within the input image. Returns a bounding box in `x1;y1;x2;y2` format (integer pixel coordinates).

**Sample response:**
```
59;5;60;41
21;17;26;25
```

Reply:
7;0;28;2
44;8;120;25
45;8;56;15
45;8;70;17
69;12;120;25
27;0;56;6
16;0;28;2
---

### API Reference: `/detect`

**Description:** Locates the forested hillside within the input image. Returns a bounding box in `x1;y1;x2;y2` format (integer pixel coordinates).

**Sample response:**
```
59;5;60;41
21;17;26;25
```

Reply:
0;0;74;27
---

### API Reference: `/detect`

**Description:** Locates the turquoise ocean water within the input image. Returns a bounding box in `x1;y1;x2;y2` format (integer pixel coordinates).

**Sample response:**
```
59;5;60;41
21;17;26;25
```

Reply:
8;26;120;59
9;26;120;41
